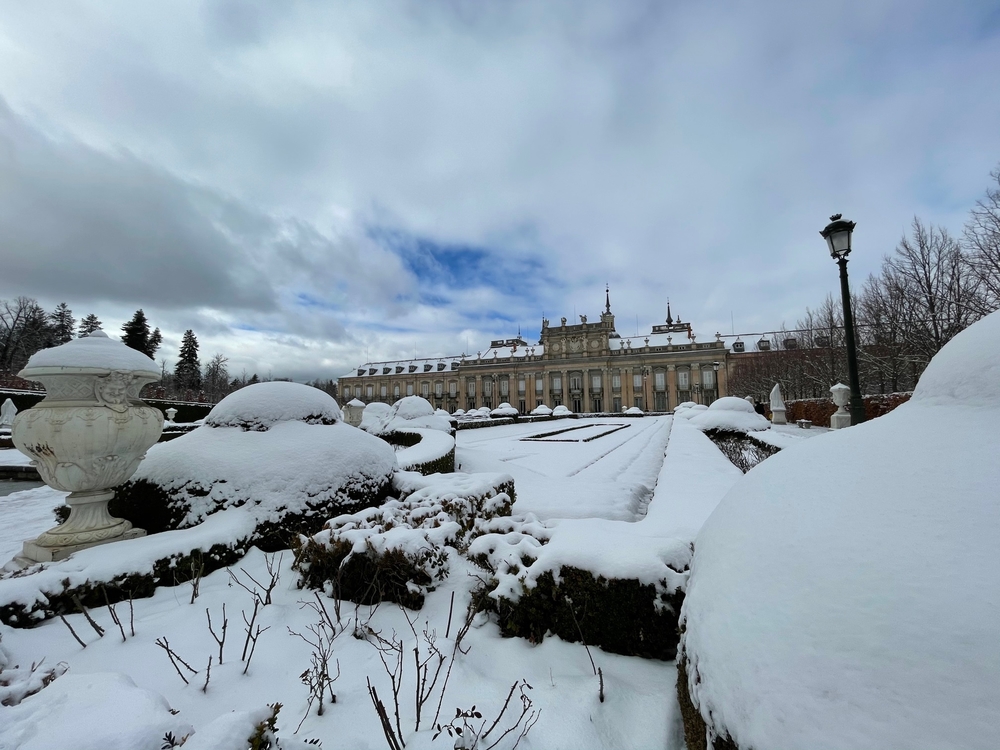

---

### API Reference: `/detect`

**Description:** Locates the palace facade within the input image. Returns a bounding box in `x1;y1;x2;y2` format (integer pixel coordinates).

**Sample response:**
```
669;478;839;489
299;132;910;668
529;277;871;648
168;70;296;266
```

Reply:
338;293;729;414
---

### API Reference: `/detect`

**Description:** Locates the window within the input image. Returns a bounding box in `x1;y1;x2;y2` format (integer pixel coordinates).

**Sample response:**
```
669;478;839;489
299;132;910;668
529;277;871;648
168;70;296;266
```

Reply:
518;377;525;394
702;369;716;388
421;382;429;397
449;381;457;397
654;371;666;391
519;399;526;413
633;373;642;389
613;397;622;412
380;385;387;398
552;375;562;392
366;385;373;399
407;383;414;396
591;374;601;391
535;376;543;394
677;370;690;389
435;382;443;397
343;386;351;398
484;379;493;396
570;375;582;391
500;379;509;396
467;380;476;396
612;373;621;390
393;384;400;398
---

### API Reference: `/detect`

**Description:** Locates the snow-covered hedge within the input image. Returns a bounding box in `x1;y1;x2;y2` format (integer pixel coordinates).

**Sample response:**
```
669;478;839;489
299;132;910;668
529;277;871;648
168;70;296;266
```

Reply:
203;381;342;431
360;396;457;474
677;310;1000;750
490;402;519;417
111;386;396;550
688;396;771;433
295;472;515;608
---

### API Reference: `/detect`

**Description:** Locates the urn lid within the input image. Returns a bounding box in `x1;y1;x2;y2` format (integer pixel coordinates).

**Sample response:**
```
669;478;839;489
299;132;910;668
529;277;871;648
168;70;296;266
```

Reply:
20;329;159;376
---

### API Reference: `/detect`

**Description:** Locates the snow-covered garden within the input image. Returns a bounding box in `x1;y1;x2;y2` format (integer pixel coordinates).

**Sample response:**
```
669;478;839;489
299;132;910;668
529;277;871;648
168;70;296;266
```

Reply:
1;312;999;749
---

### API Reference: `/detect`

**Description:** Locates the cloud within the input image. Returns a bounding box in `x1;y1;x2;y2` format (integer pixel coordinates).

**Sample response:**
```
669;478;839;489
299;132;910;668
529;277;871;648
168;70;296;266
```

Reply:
0;0;998;379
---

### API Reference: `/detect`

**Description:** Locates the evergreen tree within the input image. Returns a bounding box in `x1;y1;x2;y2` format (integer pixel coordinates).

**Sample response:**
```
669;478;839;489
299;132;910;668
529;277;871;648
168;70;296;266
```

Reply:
78;313;103;337
49;303;75;344
174;329;202;392
247;373;260;385
121;309;161;358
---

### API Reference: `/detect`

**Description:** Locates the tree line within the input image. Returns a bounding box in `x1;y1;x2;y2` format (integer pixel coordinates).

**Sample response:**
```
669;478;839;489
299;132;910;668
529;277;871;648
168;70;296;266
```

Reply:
0;304;337;403
729;165;1000;401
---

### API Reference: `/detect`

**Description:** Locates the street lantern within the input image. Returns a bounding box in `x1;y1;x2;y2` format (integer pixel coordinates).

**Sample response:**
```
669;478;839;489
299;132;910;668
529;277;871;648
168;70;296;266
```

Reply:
820;214;866;425
820;213;856;259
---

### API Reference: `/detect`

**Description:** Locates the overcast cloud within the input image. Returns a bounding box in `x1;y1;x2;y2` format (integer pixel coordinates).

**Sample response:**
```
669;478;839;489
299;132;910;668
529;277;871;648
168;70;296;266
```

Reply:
1;0;998;380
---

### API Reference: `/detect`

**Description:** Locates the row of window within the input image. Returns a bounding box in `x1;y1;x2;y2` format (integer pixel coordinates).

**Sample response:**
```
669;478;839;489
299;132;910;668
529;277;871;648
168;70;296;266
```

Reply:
343;367;716;401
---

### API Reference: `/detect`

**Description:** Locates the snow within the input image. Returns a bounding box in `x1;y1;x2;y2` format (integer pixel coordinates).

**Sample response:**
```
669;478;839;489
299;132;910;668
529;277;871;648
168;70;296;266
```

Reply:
490;403;519;417
0;485;66;563
529;404;552;416
680;310;1000;750
204;381;342;431
346;398;365;407
20;329;158;374
359;401;391;431
551;405;572;416
1;672;194;750
687;396;771;433
0;448;34;467
624;406;643;415
130;420;396;529
393;428;456;471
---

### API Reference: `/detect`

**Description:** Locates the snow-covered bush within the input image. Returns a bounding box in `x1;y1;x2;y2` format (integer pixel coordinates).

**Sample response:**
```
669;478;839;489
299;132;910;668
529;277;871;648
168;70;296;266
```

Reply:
112;385;396;551
623;406;643;416
677;310;1000;750
552;405;573;416
490;402;519;417
687;396;771;433
204;381;341;431
529;404;552;416
359;401;391;431
359;396;456;474
295;473;515;608
673;403;706;419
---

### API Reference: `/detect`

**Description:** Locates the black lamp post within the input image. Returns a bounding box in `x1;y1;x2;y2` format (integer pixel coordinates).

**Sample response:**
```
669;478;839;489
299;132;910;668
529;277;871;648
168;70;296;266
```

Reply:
820;214;866;425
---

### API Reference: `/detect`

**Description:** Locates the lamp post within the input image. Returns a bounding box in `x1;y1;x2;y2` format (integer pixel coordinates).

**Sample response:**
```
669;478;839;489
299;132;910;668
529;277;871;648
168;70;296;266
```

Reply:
820;214;866;425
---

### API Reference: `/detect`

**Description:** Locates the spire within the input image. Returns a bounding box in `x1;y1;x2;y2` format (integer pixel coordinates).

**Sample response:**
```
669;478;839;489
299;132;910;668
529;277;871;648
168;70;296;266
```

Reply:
605;284;611;314
666;299;673;325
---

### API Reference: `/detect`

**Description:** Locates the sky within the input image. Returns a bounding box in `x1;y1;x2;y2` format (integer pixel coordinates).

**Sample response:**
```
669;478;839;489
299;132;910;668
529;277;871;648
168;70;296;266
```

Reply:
1;0;999;381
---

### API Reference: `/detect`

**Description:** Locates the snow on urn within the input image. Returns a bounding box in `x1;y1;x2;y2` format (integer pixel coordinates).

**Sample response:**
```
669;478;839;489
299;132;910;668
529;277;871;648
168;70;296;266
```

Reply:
769;383;787;424
11;329;163;564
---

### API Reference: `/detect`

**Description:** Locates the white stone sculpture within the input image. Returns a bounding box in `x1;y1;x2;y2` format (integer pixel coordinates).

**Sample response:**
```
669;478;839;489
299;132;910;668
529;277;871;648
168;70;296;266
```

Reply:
770;383;787;424
0;398;16;427
830;383;852;429
11;330;162;564
165;407;178;423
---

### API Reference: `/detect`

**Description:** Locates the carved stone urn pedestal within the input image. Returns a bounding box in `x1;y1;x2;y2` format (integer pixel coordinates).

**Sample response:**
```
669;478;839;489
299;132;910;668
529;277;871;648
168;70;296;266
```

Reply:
11;330;162;565
830;383;852;429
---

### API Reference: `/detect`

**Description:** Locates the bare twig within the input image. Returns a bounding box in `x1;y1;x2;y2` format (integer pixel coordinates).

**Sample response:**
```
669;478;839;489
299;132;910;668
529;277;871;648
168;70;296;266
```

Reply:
445;591;455;639
189;556;204;604
598;667;605;704
206;604;228;664
368;677;404;750
58;614;87;649
432;598;477;727
155;637;198;685
102;588;127;642
241;600;260;662
202;656;212;692
241;606;270;676
71;596;104;638
127;591;135;637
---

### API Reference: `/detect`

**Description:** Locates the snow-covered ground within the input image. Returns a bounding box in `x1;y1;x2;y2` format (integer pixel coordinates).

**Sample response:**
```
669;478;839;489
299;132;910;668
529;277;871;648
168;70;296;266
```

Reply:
0;412;768;750
457;416;672;521
0;448;33;467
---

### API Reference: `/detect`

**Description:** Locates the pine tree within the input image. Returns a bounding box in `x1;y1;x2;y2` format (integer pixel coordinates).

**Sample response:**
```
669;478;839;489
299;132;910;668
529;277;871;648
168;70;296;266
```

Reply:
49;303;75;344
174;330;202;392
121;309;161;358
78;313;103;337
247;373;260;385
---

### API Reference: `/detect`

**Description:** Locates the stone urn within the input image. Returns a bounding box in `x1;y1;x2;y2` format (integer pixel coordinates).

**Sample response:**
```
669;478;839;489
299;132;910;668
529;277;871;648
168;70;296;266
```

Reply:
11;330;163;564
830;382;852;429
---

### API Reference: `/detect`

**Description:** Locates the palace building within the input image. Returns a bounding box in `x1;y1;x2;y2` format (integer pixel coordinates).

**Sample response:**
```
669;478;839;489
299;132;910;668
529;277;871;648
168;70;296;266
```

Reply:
338;290;729;414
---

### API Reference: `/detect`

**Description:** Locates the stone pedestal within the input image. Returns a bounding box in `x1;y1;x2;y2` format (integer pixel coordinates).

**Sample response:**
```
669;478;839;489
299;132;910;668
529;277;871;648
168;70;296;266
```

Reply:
830;411;852;429
771;407;787;425
770;384;787;424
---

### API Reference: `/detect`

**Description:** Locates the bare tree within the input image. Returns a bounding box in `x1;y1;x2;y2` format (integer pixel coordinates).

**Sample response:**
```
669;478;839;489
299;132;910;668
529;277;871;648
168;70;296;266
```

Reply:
964;164;1000;313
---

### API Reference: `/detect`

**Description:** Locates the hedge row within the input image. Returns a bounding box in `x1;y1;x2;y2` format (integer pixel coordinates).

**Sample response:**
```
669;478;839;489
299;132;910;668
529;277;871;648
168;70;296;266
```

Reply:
784;392;911;426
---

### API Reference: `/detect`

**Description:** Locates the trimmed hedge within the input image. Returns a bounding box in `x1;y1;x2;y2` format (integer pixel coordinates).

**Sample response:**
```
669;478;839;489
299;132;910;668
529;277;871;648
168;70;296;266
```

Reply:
676;655;739;750
110;476;393;552
487;566;686;661
704;429;780;473
0;540;248;628
785;392;911;427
